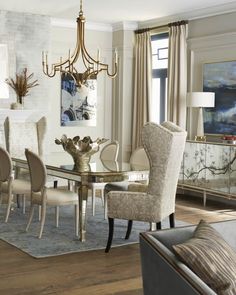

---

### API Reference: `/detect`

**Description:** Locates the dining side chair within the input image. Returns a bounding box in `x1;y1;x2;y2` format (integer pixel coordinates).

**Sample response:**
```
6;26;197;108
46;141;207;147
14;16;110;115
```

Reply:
88;140;119;217
25;149;79;239
0;147;31;222
105;121;187;252
103;146;150;219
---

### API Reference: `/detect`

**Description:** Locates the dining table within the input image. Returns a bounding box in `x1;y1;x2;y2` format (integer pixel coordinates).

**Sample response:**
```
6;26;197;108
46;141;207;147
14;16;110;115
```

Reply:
12;152;149;242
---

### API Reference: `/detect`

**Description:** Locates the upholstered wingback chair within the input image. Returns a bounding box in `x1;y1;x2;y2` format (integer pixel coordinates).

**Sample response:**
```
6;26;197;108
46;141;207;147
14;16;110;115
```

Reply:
4;116;58;187
4;116;47;158
105;121;187;252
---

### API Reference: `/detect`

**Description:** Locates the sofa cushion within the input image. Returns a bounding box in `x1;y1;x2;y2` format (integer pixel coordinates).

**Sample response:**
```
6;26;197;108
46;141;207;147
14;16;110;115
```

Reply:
173;220;236;295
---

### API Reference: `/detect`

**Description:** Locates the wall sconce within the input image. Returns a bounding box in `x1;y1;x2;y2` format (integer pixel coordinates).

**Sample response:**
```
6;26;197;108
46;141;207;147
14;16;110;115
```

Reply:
187;92;215;141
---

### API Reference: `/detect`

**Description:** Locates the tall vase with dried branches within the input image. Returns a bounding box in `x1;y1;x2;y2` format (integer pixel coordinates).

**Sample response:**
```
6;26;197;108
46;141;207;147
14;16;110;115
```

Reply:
5;68;39;109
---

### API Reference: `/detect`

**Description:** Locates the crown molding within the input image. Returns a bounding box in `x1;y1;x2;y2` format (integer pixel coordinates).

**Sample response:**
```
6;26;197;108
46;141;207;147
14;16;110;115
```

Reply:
138;2;236;28
51;17;112;32
112;21;138;32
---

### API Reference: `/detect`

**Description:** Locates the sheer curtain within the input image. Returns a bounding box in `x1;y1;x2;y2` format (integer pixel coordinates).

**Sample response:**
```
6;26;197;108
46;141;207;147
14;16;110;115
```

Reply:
131;31;152;151
167;21;188;130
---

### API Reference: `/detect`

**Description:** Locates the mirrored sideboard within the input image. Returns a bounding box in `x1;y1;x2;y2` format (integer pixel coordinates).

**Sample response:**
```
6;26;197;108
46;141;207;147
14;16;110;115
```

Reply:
178;140;236;205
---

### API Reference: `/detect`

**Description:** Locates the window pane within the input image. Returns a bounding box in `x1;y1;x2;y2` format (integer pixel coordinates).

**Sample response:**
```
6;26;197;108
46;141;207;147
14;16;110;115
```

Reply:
151;78;160;123
152;38;168;69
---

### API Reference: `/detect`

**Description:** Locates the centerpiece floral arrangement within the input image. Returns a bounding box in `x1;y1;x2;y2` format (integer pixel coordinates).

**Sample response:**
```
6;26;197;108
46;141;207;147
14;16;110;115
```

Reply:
5;68;39;107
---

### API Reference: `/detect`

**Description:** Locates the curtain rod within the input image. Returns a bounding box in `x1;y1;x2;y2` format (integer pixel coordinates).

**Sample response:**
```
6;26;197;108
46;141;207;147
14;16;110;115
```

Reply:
135;20;188;34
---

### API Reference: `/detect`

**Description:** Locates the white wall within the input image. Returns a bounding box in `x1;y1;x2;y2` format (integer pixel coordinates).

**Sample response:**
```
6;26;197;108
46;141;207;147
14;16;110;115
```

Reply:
187;11;236;139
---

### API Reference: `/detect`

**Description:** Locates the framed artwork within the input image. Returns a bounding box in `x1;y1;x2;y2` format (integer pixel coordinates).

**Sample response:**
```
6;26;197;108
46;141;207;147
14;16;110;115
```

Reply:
203;60;236;135
61;73;97;126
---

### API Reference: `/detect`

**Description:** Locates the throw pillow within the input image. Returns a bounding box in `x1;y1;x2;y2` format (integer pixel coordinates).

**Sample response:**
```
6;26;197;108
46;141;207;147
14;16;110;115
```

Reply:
173;220;236;295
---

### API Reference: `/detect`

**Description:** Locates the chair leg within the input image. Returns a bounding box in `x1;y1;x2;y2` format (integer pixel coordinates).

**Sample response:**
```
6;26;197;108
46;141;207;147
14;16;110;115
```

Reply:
92;188;96;216
39;204;46;239
156;222;162;230
105;218;114;253
125;220;133;240
22;195;26;214
26;205;35;232
55;206;59;227
16;194;20;208
101;189;104;206
53;180;58;189
5;194;13;223
104;193;108;220
169;213;175;228
75;204;79;237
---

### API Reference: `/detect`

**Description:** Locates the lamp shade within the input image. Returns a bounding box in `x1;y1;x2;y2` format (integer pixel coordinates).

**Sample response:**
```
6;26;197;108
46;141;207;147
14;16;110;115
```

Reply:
187;92;215;108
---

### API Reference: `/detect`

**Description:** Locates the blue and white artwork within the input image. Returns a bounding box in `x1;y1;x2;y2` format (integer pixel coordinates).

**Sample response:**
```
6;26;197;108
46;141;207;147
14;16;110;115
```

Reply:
61;73;97;127
203;61;236;135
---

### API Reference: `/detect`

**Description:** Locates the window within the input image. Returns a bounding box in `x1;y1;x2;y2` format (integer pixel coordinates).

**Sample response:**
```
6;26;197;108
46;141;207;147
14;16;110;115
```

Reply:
151;33;168;124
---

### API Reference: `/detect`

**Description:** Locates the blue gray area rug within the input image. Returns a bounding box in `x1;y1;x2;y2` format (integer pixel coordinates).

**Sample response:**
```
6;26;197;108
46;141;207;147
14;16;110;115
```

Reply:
0;198;187;258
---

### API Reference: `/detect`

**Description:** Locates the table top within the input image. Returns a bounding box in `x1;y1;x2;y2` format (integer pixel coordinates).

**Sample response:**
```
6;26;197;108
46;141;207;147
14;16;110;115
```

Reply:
12;152;149;183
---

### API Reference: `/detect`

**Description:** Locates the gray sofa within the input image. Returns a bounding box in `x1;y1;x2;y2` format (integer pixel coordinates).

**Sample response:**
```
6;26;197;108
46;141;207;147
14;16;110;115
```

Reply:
140;220;236;295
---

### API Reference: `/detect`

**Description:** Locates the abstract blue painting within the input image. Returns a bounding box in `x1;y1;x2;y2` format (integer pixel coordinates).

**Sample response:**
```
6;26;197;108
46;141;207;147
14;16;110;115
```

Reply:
203;61;236;135
60;73;97;127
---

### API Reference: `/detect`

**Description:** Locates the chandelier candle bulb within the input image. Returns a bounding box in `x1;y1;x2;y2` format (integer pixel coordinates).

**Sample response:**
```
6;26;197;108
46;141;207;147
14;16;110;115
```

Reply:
115;50;118;64
97;49;100;62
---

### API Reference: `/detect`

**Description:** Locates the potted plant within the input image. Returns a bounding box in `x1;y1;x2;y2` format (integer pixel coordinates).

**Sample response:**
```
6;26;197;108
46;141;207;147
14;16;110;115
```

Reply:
5;68;39;109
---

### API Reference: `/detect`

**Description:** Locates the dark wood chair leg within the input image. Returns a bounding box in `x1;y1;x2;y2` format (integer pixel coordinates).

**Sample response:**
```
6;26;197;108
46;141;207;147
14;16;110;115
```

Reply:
16;195;20;208
53;180;58;189
169;213;175;228
125;220;133;240
105;218;114;253
156;222;161;230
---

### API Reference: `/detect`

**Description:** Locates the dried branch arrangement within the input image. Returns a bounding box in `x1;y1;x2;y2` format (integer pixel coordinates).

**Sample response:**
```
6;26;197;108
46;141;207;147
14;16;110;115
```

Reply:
5;68;39;104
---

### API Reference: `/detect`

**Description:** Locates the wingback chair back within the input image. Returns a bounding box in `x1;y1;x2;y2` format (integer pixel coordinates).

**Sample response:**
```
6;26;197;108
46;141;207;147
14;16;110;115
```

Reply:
142;121;187;220
4;116;47;158
0;147;12;182
25;149;47;193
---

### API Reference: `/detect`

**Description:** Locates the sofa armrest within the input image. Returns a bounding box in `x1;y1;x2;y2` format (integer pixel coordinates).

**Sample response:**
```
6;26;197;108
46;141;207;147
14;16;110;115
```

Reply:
140;232;216;295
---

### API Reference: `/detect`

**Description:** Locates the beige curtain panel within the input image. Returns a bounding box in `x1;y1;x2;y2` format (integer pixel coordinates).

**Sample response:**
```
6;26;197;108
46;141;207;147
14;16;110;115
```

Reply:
167;21;188;130
132;31;152;151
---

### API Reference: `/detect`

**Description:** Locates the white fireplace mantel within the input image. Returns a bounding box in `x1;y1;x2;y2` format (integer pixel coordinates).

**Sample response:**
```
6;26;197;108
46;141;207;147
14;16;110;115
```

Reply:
0;109;46;123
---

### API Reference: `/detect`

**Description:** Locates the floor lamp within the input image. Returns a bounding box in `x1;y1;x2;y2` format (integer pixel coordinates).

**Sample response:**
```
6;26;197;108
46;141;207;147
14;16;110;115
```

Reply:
187;92;215;141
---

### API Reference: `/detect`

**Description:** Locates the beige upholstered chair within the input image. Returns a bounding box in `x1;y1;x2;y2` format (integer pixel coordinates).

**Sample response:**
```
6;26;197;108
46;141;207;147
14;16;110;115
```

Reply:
105;146;149;193
25;149;79;239
0;147;30;222
103;146;149;219
4;116;58;188
105;121;187;252
88;141;119;216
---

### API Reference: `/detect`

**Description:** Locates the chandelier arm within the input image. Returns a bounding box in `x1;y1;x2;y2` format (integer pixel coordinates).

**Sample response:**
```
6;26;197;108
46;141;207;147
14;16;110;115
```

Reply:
106;63;118;77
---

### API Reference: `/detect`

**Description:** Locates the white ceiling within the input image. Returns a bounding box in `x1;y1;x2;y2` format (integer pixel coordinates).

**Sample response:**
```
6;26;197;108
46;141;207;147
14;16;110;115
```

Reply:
0;0;236;24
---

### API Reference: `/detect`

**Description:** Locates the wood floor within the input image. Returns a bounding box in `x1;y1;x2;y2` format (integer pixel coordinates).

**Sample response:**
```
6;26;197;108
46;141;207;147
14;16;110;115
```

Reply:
1;194;236;295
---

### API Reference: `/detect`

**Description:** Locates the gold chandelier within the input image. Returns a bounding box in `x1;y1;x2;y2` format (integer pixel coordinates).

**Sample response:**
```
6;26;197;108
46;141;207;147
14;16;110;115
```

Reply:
42;0;118;86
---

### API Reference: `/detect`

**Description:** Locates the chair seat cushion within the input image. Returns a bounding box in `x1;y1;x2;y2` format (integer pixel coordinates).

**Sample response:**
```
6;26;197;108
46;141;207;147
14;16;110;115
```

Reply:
1;179;31;195
32;188;78;205
107;191;158;222
173;220;236;295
